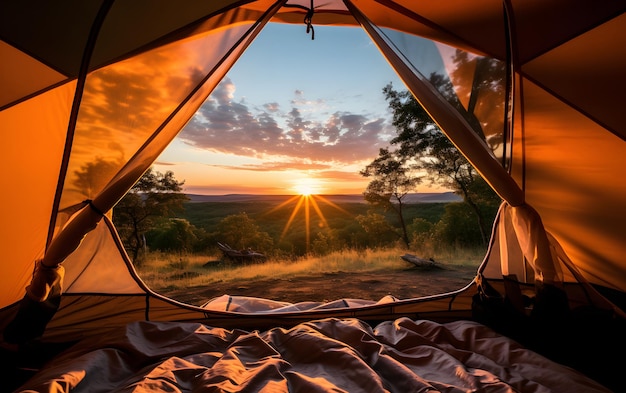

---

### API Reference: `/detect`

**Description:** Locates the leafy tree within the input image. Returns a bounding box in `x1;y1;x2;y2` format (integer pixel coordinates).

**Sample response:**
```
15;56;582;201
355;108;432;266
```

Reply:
407;217;434;246
359;148;421;248
378;74;501;245
339;220;370;250
311;228;342;256
113;168;188;263
215;212;273;253
433;202;485;247
355;211;401;248
405;217;436;256
146;218;200;253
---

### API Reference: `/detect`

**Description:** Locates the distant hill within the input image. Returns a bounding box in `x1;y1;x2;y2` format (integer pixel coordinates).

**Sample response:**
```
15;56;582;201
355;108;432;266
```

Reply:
185;192;462;204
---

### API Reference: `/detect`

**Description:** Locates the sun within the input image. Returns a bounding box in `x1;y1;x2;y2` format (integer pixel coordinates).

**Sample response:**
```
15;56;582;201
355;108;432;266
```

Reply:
266;179;352;255
294;184;314;196
292;178;322;196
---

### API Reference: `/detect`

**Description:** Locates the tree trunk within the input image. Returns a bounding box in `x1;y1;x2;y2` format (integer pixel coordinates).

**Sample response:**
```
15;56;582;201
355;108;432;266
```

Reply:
129;216;143;264
395;200;411;249
466;197;488;246
456;177;489;246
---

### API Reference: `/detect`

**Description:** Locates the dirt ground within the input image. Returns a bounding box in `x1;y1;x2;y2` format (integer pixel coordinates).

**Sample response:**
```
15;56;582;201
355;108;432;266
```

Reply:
162;264;479;306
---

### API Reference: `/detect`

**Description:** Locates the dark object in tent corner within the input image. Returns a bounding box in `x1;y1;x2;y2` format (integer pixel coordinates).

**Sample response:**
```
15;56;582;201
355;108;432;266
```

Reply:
3;293;61;345
1;336;76;392
472;276;626;393
1;293;74;391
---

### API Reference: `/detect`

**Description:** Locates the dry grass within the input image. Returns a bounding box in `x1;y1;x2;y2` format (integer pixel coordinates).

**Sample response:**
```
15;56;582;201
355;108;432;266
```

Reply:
136;246;486;292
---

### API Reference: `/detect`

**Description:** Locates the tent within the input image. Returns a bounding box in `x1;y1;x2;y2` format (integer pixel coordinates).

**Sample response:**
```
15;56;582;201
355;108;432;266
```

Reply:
1;0;625;391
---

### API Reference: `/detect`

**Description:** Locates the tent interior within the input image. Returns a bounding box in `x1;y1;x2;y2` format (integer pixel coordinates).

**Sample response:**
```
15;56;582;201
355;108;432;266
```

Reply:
1;1;625;392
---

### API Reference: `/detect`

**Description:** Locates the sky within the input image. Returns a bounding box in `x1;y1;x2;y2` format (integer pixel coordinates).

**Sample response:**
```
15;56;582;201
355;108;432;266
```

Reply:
153;23;437;196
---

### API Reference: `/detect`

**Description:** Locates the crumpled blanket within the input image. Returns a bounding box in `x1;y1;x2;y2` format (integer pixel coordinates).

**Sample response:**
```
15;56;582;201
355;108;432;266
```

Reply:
16;318;610;393
201;294;400;312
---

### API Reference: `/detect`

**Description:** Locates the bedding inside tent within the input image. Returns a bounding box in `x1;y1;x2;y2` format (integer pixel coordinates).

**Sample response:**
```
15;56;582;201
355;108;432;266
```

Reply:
11;318;616;392
1;0;625;392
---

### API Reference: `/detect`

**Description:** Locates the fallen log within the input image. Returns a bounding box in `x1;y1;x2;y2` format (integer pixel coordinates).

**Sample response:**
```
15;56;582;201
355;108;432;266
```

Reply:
400;254;437;268
217;242;266;263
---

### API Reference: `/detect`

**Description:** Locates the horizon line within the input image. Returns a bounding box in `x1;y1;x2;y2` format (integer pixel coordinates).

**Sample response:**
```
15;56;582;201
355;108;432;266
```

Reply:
184;191;456;196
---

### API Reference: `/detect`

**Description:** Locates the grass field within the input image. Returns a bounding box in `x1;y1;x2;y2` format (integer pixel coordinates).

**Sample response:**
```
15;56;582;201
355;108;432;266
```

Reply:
135;246;486;293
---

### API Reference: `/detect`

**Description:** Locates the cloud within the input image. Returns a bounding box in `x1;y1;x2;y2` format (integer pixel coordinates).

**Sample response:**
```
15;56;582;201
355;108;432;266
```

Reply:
154;160;177;166
312;170;364;182
184;184;286;195
178;78;394;166
263;102;280;112
211;161;332;172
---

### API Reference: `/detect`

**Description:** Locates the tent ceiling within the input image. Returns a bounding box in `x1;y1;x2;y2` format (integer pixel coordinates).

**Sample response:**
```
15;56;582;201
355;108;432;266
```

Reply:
522;14;626;139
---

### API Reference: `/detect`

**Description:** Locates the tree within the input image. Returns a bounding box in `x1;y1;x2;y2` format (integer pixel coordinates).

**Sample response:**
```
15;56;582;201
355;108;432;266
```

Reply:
215;212;273;253
380;74;501;245
355;211;404;249
407;217;434;246
113;168;189;263
359;148;421;248
311;228;342;256
146;218;200;253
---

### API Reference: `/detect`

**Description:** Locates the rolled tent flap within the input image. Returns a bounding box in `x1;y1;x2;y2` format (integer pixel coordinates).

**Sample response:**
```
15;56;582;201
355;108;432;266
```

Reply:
26;261;65;302
3;203;97;345
491;202;624;318
505;203;564;287
42;204;104;269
